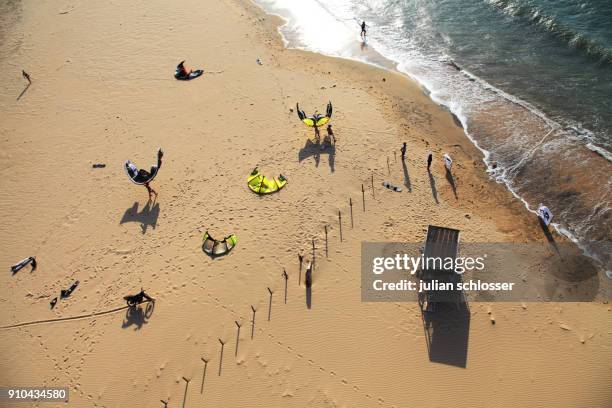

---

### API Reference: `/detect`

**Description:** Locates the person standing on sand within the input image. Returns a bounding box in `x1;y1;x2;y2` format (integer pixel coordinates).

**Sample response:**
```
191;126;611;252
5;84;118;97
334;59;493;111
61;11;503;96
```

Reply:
427;152;433;171
401;142;407;160
360;21;367;40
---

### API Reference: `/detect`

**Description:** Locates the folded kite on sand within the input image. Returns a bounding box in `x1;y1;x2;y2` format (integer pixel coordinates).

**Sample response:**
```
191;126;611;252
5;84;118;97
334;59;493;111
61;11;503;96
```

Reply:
174;60;204;80
247;167;287;194
202;231;237;257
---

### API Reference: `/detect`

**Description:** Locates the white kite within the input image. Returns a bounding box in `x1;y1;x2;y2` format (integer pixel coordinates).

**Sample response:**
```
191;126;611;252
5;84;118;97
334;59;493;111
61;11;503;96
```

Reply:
443;153;453;171
538;204;553;226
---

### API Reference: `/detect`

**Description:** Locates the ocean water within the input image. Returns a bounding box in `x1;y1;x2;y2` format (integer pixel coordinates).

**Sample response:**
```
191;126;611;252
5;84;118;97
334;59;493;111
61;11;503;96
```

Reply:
255;0;611;274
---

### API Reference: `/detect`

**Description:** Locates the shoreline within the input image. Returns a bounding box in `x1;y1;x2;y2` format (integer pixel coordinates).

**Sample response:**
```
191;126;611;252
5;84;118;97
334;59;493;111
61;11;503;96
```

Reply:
250;0;611;274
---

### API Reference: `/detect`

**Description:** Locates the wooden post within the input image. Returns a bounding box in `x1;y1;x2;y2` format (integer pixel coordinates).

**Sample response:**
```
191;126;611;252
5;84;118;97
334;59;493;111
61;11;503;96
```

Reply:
282;269;288;304
218;340;225;376
200;358;208;394
362;184;366;211
324;225;328;257
349;198;354;228
371;173;375;198
298;254;303;287
181;377;190;408
251;306;256;339
267;288;273;321
235;321;241;356
312;238;316;263
338;210;343;242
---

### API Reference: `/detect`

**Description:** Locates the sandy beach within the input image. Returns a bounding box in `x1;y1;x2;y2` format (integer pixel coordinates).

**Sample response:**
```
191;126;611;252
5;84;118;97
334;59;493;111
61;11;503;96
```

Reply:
0;0;610;407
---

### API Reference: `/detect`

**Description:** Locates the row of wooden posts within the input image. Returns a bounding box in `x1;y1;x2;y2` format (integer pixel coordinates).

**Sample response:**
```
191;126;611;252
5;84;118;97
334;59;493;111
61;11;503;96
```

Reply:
162;169;384;407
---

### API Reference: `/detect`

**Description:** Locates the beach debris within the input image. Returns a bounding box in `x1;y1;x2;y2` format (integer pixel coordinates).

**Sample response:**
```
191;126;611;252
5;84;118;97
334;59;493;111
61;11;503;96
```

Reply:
60;280;79;299
50;297;58;309
202;231;237;257
538;204;553;226
256;58;263;65
92;163;106;168
11;256;36;274
383;181;402;192
123;288;153;307
448;60;461;71
559;323;572;331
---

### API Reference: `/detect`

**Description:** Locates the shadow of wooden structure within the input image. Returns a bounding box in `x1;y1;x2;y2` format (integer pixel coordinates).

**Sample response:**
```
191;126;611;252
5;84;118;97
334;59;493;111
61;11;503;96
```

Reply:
417;225;470;368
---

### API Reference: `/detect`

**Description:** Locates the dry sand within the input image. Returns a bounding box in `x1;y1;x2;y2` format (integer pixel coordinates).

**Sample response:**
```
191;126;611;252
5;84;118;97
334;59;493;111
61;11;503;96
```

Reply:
0;0;610;407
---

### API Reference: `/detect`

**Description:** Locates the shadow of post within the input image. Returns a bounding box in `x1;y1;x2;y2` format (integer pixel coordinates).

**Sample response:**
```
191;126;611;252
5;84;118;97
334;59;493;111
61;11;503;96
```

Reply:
17;83;31;101
120;201;160;233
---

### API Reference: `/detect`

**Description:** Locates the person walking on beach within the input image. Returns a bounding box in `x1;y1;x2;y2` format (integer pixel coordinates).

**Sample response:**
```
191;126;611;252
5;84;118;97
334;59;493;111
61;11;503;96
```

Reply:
400;142;407;160
427;152;433;171
360;21;367;40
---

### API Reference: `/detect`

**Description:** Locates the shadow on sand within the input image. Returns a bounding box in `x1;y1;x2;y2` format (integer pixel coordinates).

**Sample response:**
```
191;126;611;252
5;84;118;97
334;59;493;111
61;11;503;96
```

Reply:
122;301;155;330
17;83;30;101
120;200;160;233
445;169;458;199
401;159;412;192
420;300;470;368
298;137;335;172
428;171;439;204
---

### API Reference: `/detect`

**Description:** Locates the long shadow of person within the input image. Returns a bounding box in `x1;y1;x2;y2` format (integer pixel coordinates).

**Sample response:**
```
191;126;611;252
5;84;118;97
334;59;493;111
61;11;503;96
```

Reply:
298;138;335;173
538;217;559;254
445;169;458;199
122;301;155;330
120;200;160;233
428;171;439;204
401;159;412;192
